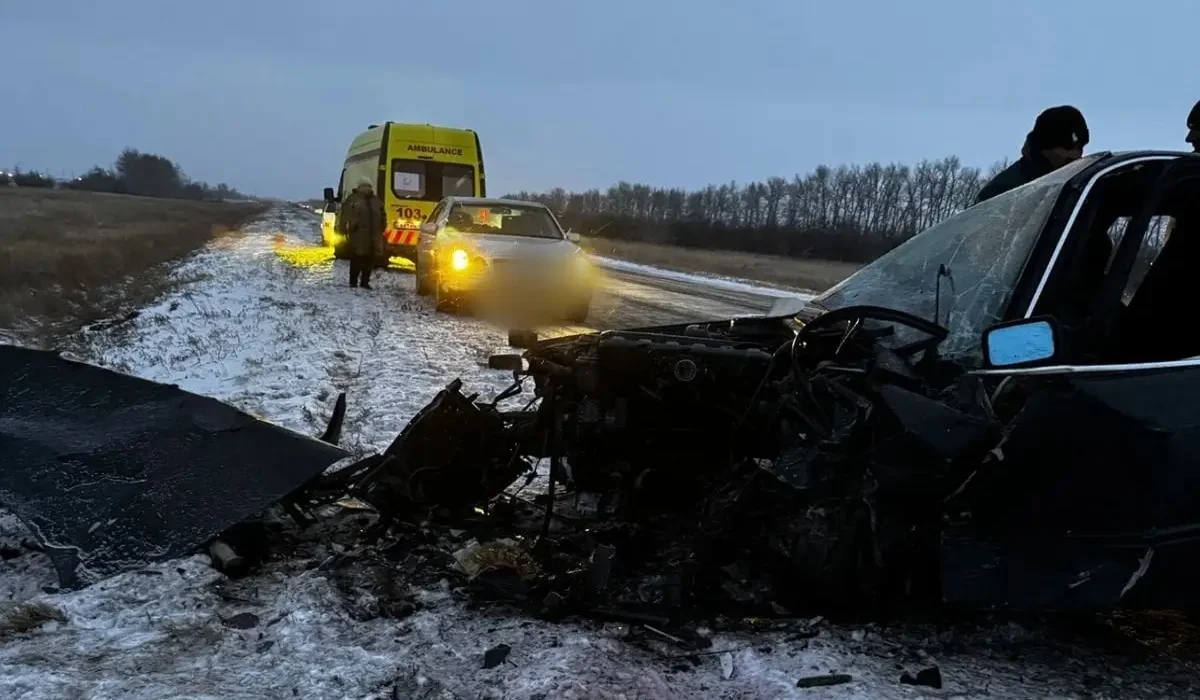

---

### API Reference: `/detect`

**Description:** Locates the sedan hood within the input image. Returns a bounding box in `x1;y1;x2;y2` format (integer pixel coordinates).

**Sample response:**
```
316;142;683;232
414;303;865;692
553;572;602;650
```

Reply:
447;233;578;261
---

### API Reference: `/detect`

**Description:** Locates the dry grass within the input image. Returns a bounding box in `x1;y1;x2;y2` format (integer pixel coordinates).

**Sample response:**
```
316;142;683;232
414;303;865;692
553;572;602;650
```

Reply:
580;237;863;292
0;188;266;345
0;601;66;638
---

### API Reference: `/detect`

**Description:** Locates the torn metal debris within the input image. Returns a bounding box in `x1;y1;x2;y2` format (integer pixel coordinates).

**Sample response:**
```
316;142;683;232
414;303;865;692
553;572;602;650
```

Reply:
796;673;853;689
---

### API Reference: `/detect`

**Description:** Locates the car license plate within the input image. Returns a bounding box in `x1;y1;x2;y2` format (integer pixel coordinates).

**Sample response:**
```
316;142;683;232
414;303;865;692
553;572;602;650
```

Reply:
492;259;538;277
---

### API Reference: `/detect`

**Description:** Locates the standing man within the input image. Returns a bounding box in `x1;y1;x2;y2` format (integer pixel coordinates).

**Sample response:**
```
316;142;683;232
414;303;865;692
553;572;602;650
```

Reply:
1162;100;1200;246
1187;99;1199;153
337;176;385;289
976;105;1090;204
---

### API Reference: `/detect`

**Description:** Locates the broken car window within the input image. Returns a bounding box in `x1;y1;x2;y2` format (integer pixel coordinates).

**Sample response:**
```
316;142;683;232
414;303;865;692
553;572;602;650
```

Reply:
812;156;1099;365
1109;216;1175;304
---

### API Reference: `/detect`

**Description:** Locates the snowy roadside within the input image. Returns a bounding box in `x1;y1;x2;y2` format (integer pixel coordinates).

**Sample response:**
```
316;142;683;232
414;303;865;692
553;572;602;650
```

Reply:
0;206;1190;699
69;206;519;457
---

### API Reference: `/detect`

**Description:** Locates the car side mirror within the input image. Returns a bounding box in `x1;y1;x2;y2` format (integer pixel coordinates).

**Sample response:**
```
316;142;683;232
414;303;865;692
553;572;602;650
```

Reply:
982;317;1059;368
420;222;438;236
323;187;335;202
565;231;581;243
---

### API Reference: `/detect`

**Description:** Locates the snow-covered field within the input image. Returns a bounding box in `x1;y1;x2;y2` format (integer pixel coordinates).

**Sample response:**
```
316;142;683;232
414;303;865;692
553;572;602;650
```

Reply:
0;206;1191;699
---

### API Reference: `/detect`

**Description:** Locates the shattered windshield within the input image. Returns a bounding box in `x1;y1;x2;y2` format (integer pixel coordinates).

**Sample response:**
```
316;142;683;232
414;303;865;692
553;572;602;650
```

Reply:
813;156;1100;365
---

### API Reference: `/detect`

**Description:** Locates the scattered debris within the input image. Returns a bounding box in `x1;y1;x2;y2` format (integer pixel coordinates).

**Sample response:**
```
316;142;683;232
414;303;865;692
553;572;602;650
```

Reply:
0;601;66;638
482;643;511;669
900;665;943;689
796;673;853;688
719;652;735;680
80;310;141;334
208;540;246;574
452;539;539;581
222;612;261;630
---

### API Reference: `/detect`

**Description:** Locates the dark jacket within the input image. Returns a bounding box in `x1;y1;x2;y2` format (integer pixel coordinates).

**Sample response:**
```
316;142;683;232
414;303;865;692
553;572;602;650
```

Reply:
975;142;1056;204
338;189;386;257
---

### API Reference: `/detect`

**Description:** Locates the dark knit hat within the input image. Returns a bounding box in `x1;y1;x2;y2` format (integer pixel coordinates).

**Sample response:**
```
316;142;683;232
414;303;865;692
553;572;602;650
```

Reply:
1028;105;1089;152
1189;100;1200;129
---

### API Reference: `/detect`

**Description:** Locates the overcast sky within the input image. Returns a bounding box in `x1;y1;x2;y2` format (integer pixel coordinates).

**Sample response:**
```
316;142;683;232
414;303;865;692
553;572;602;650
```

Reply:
1;1;1195;199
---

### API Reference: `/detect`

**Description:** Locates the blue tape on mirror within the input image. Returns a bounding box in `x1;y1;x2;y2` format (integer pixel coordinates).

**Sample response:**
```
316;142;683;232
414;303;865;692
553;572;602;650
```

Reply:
986;320;1056;366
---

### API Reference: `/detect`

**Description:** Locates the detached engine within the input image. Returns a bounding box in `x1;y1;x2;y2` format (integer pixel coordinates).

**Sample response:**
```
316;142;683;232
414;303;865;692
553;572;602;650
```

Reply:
537;321;784;512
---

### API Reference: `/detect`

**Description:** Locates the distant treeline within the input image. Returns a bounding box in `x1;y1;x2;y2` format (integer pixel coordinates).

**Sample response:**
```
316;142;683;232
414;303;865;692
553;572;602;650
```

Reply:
507;156;1008;264
0;149;249;201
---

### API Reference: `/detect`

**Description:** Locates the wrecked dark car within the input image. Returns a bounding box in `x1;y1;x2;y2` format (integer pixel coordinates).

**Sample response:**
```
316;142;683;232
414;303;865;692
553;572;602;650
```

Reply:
344;150;1200;615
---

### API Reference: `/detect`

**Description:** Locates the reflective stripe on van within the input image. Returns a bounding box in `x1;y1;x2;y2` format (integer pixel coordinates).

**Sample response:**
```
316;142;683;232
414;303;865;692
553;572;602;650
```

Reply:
384;229;420;245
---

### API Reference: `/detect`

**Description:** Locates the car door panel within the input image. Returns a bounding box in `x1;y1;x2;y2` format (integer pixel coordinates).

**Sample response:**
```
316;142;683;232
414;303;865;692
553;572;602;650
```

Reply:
943;364;1200;610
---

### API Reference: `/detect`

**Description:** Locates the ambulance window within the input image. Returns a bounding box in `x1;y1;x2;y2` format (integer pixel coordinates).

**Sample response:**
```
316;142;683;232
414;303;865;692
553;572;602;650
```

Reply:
391;160;427;199
343;149;380;200
442;164;475;197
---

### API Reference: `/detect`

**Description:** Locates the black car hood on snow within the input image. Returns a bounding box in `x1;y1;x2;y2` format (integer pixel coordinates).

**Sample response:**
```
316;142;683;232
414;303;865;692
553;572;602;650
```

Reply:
0;345;349;587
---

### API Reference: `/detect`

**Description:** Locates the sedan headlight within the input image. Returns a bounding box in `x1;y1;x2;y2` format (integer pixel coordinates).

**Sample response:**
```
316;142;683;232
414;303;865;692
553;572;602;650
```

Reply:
451;248;470;271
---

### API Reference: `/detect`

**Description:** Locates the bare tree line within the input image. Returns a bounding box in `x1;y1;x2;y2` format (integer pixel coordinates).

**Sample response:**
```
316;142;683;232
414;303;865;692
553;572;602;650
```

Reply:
2;149;249;202
507;156;1008;263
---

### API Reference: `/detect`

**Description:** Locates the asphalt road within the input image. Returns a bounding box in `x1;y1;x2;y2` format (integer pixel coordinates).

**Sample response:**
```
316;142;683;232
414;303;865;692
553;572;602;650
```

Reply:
367;251;795;337
449;263;794;340
574;265;786;332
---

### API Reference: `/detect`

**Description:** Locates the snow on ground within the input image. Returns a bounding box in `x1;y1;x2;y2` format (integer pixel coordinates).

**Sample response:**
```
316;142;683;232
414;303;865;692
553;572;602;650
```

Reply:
0;205;1192;699
70;206;520;457
592;256;814;298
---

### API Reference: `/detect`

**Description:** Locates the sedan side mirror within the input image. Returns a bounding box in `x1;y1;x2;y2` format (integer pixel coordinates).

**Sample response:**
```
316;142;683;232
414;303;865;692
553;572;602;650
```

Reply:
565;231;581;243
983;317;1059;368
420;222;438;236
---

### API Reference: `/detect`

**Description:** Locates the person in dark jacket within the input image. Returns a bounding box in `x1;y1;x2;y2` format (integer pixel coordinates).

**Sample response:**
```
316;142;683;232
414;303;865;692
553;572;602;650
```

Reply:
1187;99;1199;153
337;177;386;289
975;106;1090;204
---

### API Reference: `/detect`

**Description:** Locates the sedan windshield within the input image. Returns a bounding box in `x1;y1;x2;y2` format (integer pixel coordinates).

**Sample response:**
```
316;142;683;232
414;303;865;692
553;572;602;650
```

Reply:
446;203;563;239
812;155;1100;365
